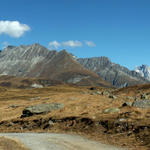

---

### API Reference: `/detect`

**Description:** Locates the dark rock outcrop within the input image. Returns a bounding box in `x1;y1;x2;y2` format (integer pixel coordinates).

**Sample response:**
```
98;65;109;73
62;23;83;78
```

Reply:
21;103;64;117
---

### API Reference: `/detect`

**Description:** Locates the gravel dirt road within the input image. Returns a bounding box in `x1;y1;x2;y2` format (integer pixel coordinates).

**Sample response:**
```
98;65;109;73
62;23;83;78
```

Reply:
0;133;128;150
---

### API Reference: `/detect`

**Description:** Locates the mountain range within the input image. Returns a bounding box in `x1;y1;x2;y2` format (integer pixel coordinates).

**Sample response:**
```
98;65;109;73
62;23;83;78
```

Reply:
0;44;109;87
0;43;149;87
78;57;149;87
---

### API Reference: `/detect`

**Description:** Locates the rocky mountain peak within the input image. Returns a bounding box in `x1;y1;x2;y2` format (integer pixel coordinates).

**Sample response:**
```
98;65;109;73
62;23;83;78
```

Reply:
55;49;78;63
78;57;148;87
6;45;16;49
0;44;52;76
1;43;50;60
135;65;150;80
3;45;16;51
30;43;46;49
58;49;69;55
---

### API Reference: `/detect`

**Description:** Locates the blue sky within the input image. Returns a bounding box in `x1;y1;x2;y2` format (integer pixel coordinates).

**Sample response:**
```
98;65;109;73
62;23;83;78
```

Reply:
0;0;150;69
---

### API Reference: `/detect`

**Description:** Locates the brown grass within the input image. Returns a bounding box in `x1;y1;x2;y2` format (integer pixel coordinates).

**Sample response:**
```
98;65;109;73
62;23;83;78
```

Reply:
0;137;30;150
0;84;150;149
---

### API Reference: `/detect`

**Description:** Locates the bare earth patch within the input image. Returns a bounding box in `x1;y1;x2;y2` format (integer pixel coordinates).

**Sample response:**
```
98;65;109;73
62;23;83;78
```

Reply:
0;136;30;150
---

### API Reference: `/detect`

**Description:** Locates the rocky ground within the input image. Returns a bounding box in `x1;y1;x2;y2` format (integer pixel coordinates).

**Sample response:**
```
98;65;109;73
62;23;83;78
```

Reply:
0;84;150;149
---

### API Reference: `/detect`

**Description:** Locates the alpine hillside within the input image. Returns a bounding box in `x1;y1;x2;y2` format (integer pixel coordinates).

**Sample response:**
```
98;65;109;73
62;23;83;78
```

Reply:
78;57;148;87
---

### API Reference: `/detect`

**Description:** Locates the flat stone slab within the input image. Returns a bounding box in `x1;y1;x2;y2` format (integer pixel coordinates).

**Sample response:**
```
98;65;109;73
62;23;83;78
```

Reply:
132;100;150;108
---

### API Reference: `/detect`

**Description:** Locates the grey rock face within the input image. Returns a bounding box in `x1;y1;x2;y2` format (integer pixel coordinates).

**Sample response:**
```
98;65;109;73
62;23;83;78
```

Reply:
132;100;150;108
0;44;57;76
22;103;64;117
78;57;148;87
135;65;150;81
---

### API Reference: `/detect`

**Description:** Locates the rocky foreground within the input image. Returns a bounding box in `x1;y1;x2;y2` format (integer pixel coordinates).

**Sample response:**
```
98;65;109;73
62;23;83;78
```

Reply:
0;84;150;149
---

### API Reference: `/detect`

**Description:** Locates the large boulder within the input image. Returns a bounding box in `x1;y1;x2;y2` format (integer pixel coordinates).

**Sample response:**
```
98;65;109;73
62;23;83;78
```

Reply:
108;95;117;99
103;107;120;114
21;103;64;117
140;94;149;100
132;100;150;108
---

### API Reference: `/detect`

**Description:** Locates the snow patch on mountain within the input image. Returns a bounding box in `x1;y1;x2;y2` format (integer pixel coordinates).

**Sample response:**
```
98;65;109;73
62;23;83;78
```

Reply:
135;65;150;81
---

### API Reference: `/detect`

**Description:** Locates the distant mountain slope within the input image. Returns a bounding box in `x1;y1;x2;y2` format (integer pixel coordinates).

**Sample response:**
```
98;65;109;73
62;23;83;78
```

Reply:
0;44;110;87
78;57;148;87
135;65;150;81
28;50;110;86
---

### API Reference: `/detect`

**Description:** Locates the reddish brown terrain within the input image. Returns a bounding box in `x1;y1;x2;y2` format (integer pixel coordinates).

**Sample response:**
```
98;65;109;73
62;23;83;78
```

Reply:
0;78;150;149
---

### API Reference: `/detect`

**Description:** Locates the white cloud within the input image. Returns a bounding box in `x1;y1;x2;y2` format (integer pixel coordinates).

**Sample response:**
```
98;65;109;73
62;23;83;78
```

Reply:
0;20;30;38
49;41;61;49
48;40;83;49
48;40;95;49
2;41;9;49
62;40;82;47
85;41;96;47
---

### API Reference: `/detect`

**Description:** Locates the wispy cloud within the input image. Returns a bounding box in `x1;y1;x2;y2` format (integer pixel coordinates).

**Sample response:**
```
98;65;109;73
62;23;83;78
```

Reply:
62;40;82;47
85;41;96;47
0;20;30;38
48;40;83;49
48;40;96;49
49;41;61;49
2;41;9;49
